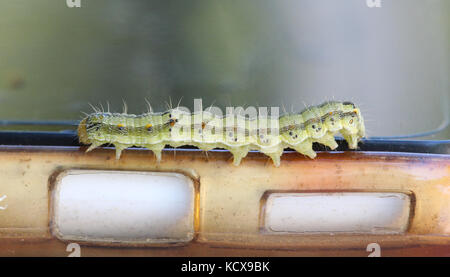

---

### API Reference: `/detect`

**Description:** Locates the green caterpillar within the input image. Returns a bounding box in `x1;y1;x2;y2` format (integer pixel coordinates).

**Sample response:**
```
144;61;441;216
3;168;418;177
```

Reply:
78;101;365;167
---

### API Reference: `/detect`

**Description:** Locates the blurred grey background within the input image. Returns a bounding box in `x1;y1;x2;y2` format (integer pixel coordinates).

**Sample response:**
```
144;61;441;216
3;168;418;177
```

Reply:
0;0;448;139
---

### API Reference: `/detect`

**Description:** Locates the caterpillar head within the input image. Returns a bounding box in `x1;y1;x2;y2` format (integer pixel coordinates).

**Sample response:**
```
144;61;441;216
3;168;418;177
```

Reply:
78;113;106;145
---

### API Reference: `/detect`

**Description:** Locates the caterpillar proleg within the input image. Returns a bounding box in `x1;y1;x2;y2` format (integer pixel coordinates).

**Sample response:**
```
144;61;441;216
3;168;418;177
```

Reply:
77;101;365;167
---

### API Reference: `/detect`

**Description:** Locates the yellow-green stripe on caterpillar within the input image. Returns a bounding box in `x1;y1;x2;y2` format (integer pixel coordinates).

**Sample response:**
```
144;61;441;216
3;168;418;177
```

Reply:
77;101;365;167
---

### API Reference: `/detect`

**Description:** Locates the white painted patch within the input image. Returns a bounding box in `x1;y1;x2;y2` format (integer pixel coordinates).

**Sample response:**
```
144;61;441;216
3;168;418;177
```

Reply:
264;192;411;234
52;170;195;245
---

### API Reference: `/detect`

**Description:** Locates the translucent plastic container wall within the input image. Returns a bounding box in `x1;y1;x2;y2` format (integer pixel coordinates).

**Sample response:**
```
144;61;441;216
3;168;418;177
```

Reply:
0;0;448;139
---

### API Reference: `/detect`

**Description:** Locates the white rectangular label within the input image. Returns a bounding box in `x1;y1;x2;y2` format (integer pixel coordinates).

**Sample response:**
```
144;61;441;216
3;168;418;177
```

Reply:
264;192;411;234
52;170;195;245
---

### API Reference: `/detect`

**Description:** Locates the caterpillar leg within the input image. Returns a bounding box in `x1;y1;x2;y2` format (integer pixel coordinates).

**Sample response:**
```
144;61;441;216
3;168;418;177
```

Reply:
291;140;316;159
230;146;250;166
340;130;359;149
146;143;165;162
314;133;338;150
113;143;129;159
259;145;284;167
267;149;284;167
85;141;103;153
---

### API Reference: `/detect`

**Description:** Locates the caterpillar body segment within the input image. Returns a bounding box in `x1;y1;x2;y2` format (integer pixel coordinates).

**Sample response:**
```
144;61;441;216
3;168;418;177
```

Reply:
78;101;365;167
